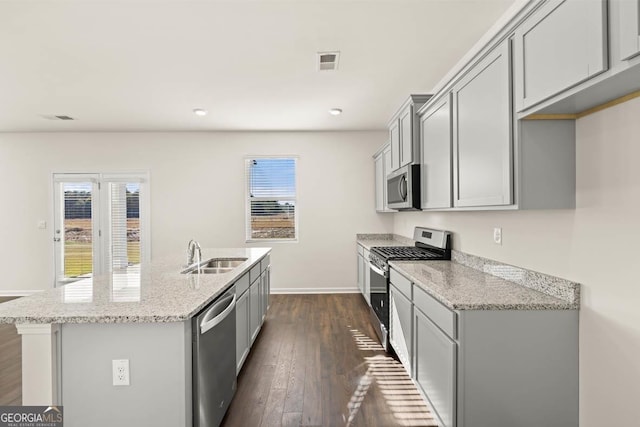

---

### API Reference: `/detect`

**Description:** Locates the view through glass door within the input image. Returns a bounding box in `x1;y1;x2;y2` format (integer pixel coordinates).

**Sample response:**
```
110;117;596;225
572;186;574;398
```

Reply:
53;173;147;288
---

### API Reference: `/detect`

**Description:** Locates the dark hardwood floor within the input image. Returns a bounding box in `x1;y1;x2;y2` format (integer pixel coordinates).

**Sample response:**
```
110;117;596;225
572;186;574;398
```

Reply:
0;297;21;406
222;294;437;427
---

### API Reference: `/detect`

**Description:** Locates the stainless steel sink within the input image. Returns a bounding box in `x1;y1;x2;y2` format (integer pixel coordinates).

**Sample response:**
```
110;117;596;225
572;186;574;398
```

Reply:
200;259;246;269
181;258;247;275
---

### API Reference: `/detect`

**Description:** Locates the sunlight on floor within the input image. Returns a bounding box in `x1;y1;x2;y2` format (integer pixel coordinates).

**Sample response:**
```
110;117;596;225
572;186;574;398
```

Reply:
345;327;438;427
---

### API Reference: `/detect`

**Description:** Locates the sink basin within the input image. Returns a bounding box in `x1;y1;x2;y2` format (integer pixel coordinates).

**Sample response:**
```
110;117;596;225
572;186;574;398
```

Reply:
181;258;248;275
200;259;247;269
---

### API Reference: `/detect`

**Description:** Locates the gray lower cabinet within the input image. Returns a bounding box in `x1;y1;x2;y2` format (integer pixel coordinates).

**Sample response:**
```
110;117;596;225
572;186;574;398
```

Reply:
618;0;640;60
235;288;250;374
414;308;456;427
420;93;453;209
249;277;261;344
357;247;365;296
363;248;371;305
389;284;413;375
261;265;270;318
514;0;608;111
388;267;579;427
453;40;512;207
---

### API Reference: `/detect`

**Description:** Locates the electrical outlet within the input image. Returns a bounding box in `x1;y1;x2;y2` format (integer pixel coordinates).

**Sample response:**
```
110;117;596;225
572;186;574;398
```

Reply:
493;227;502;245
112;359;130;386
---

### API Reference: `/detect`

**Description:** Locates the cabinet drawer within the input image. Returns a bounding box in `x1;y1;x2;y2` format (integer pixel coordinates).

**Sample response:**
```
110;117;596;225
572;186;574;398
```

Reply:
261;254;270;272
235;272;250;296
249;263;261;284
390;268;412;299
413;285;457;339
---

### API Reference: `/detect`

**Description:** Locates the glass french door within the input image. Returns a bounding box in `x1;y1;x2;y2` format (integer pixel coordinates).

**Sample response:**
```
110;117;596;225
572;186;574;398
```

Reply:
53;173;147;287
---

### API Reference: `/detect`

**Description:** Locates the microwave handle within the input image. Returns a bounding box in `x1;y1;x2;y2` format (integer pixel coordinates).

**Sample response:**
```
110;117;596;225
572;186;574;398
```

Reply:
399;175;408;200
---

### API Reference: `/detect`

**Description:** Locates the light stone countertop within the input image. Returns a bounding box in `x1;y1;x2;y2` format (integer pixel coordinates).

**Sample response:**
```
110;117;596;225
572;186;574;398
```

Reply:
356;234;413;250
390;260;577;310
356;234;579;310
0;247;270;324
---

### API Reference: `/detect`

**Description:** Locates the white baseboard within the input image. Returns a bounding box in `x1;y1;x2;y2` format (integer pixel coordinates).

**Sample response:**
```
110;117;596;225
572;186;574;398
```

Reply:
0;290;43;297
270;287;360;295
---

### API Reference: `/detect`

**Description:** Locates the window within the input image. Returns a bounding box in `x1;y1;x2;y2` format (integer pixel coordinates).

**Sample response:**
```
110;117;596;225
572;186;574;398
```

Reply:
245;157;297;241
53;173;149;287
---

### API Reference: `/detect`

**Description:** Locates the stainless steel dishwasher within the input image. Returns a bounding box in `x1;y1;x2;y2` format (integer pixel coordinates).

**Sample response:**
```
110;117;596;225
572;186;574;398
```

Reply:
193;287;237;427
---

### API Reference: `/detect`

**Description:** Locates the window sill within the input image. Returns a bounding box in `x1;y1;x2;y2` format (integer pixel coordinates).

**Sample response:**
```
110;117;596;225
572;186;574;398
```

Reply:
246;238;299;244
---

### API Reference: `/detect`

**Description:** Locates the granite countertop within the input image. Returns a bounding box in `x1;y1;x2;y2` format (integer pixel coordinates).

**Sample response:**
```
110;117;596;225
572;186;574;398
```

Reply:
0;247;270;324
390;260;578;310
357;233;578;310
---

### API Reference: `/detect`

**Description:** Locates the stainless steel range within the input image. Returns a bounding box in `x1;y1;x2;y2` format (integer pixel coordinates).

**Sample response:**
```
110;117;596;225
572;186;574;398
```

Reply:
368;227;451;350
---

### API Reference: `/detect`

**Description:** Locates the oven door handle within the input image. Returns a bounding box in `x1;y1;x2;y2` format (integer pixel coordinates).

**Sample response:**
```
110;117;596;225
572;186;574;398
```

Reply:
368;261;388;279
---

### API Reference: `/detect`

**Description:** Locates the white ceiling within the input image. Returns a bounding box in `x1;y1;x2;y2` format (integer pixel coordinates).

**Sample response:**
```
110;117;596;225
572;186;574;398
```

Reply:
0;0;514;132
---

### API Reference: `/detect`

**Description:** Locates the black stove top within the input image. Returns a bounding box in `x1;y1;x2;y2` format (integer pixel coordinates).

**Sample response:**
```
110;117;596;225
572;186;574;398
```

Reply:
370;245;445;260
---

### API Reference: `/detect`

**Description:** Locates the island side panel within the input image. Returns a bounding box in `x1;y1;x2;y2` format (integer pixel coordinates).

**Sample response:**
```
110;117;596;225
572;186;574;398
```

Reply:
457;309;579;427
61;321;192;427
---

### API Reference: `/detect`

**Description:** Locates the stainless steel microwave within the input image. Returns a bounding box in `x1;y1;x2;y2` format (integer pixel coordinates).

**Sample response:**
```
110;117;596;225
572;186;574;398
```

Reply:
387;164;420;210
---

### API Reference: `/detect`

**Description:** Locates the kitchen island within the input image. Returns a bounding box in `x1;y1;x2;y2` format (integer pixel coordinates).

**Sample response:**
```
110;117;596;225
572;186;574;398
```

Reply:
0;247;271;427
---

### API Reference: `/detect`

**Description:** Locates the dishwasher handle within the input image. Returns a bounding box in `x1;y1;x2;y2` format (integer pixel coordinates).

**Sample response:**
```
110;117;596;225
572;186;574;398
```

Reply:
200;293;236;335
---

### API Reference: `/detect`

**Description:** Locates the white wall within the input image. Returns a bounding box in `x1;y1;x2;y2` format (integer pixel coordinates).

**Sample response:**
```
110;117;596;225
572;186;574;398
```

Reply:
0;131;393;294
394;97;640;427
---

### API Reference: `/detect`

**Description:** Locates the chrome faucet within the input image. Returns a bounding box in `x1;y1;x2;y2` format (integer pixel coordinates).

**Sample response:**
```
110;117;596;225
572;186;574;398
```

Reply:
187;240;202;266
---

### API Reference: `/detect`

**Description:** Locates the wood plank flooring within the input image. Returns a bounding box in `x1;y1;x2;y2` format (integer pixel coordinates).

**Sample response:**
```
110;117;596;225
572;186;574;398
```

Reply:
222;294;437;427
0;297;21;406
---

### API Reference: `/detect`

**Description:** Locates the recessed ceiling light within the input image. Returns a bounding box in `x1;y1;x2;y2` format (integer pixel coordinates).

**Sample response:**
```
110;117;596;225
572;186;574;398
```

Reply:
193;108;208;116
329;108;343;116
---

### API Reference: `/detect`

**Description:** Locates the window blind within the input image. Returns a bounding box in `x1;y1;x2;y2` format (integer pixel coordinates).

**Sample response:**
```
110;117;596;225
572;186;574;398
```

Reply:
245;157;297;241
109;182;141;270
61;182;94;279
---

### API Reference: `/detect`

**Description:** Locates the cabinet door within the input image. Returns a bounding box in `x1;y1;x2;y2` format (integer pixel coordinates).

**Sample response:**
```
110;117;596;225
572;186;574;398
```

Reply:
235;290;250;374
619;0;640;60
383;145;392;211
389;120;401;171
421;94;453;209
249;281;261;344
389;286;412;375
414;309;456;427
363;251;371;305
399;106;413;167
357;253;364;296
374;152;385;212
265;266;270;311
515;0;608;110
453;41;512;207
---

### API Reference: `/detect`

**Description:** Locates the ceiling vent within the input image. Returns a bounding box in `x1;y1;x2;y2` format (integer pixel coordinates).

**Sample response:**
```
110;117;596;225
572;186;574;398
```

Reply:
317;51;340;71
41;115;75;121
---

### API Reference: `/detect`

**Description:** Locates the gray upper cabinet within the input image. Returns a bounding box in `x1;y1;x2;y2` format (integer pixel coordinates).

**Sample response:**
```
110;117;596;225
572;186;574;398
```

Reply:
514;0;608;111
420;93;453;209
399;107;413;167
388;95;431;174
389;120;401;171
453;40;512;207
618;0;640;60
374;143;393;212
